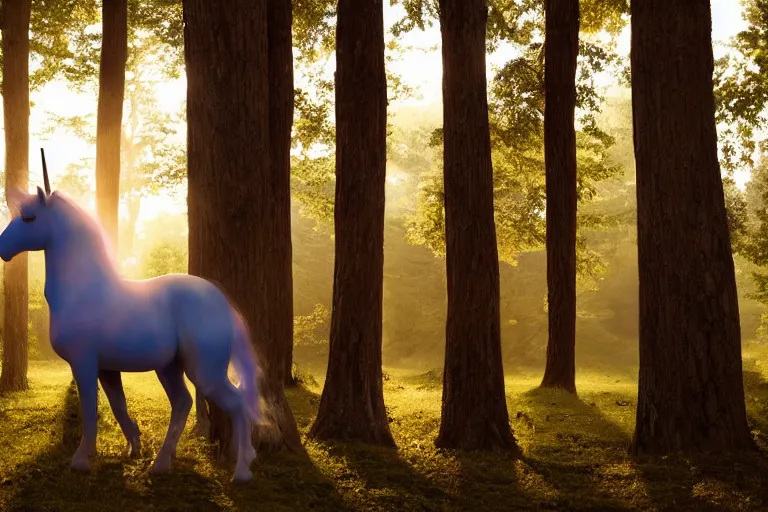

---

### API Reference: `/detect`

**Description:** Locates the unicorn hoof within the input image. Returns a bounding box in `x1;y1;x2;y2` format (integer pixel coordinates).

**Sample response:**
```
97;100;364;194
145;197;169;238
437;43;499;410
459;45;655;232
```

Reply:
128;437;141;458
71;457;91;472
246;447;257;466
231;468;253;484
150;457;172;474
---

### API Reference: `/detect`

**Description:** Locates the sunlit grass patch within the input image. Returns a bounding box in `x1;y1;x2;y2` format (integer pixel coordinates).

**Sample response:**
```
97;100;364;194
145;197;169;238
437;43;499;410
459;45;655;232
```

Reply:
1;358;768;511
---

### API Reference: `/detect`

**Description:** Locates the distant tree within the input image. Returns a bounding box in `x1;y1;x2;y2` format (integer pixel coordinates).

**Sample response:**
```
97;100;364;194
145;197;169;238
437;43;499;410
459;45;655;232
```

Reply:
730;159;768;320
285;2;420;230
401;0;624;283
116;34;185;261
0;0;32;392
308;0;394;446
434;0;519;452
540;0;579;393
714;0;768;314
629;0;755;454
40;40;186;262
268;0;297;389
183;0;302;455
95;0;128;249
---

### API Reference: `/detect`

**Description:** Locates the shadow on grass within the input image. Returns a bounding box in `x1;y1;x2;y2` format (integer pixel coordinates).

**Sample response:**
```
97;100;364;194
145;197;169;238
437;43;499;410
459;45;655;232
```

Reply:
178;382;350;512
3;378;351;512
513;386;636;510
629;365;768;511
2;380;161;512
290;383;450;511
449;448;533;511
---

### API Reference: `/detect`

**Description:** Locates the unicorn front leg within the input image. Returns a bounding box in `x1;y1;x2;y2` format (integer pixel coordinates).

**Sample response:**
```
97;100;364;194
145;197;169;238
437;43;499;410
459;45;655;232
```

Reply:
70;361;99;471
99;370;141;457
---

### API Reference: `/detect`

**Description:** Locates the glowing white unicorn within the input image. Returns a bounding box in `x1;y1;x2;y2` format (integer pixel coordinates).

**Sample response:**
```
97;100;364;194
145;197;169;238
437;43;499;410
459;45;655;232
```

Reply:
0;152;261;483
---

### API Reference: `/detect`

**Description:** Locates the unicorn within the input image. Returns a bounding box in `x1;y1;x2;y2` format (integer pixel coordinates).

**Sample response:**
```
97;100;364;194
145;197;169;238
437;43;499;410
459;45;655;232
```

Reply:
0;151;261;483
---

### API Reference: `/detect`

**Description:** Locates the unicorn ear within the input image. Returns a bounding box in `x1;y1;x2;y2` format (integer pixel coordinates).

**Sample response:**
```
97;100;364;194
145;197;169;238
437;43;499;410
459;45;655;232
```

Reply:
36;186;47;205
6;187;28;215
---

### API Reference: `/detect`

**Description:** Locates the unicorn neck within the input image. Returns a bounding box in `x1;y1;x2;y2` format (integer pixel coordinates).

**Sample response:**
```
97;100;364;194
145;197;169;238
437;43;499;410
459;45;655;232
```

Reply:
43;203;120;309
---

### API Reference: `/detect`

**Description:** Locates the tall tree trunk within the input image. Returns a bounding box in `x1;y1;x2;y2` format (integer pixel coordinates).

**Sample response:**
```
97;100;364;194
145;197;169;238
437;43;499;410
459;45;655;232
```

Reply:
629;0;755;454
183;0;302;456
268;0;296;389
121;94;140;262
0;0;31;393
95;0;128;251
307;0;394;446
540;0;579;394
124;193;141;260
435;0;520;452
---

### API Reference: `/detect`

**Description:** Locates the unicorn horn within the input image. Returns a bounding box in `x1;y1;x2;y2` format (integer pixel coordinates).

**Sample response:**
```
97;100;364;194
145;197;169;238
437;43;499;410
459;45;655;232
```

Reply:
40;148;51;195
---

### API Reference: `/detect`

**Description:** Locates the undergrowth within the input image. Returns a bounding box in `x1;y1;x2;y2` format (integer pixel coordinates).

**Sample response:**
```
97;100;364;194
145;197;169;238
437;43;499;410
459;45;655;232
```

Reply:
2;347;768;511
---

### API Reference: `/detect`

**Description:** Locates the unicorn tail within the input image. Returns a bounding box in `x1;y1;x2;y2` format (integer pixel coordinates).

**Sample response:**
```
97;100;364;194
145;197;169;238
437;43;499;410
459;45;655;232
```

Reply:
229;310;264;426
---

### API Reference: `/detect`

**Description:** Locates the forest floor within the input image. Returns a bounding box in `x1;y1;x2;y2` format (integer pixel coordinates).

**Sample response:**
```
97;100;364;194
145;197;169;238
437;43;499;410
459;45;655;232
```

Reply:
2;348;768;512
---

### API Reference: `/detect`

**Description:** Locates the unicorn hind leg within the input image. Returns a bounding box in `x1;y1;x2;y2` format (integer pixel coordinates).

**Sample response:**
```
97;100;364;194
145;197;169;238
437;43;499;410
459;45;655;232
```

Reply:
177;296;255;483
197;376;253;483
150;359;193;474
98;370;141;458
185;340;253;482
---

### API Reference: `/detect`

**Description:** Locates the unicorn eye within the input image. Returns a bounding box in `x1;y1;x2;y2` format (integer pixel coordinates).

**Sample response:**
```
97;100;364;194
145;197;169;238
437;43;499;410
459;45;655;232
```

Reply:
22;216;36;223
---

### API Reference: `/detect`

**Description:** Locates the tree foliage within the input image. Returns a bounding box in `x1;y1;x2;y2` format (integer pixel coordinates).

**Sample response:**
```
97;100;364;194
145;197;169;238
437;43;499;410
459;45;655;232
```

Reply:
735;159;768;304
16;0;99;90
142;240;187;278
61;0;182;91
715;1;768;319
39;18;185;197
393;0;627;282
714;0;768;174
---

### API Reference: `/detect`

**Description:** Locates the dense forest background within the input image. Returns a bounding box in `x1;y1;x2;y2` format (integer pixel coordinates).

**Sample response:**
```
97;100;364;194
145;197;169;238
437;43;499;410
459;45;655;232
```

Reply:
0;0;765;380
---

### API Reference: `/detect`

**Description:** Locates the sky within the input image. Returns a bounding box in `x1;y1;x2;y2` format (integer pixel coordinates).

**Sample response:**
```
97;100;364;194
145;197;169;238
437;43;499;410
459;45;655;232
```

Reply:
3;0;753;225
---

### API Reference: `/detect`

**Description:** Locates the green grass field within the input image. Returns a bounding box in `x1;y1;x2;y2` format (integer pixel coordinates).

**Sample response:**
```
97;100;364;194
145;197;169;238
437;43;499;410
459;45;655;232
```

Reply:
2;349;768;511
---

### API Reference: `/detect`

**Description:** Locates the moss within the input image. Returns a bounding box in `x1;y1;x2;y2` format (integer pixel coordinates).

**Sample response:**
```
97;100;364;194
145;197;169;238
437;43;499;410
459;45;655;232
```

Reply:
2;355;768;511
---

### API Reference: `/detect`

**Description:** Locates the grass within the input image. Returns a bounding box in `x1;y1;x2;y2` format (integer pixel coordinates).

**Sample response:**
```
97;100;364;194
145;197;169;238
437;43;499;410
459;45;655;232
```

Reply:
2;350;768;512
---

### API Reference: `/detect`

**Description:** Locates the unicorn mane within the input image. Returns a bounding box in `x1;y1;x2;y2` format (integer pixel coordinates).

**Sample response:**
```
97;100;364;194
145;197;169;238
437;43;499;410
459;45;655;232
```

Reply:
49;191;118;267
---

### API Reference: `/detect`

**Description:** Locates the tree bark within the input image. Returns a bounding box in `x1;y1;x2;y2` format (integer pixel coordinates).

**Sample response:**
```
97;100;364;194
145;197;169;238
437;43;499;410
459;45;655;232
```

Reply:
95;0;128;251
183;0;302;456
629;0;755;454
307;0;394;446
540;0;579;394
0;0;31;393
435;0;519;452
268;0;297;389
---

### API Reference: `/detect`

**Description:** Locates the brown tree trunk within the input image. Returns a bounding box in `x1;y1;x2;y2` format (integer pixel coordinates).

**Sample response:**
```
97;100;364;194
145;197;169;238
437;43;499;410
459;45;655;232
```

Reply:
307;0;394;446
95;0;128;251
434;0;519;452
540;0;579;394
268;0;297;389
629;0;755;454
183;0;302;456
0;0;31;393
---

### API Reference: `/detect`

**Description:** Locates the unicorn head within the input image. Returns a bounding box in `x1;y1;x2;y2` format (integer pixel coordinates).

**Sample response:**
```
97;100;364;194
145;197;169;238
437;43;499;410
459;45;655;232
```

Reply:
0;149;55;262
